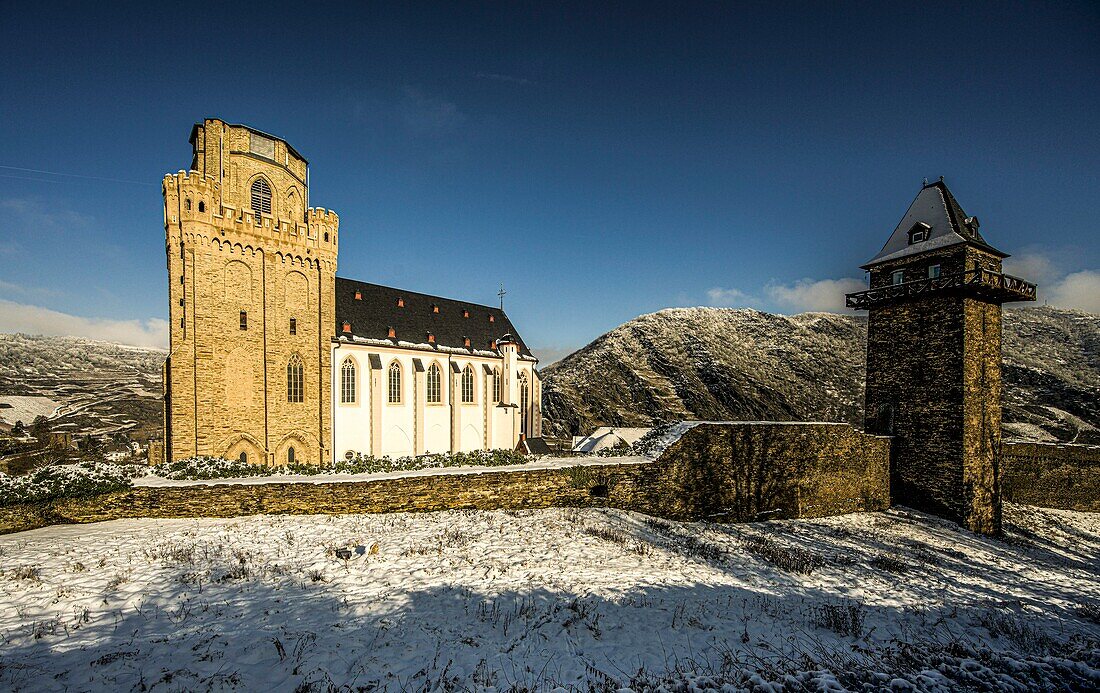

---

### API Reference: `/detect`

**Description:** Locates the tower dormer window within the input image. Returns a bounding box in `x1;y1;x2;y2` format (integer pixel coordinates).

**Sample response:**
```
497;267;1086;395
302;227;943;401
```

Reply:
928;264;941;279
250;178;272;216
907;221;931;245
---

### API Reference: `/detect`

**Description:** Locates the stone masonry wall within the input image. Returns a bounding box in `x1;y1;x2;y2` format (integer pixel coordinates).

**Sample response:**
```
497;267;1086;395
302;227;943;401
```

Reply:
1001;441;1100;512
0;423;891;535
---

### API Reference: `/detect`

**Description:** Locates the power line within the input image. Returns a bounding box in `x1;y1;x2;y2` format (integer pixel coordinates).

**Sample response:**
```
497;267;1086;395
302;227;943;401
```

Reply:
0;165;156;186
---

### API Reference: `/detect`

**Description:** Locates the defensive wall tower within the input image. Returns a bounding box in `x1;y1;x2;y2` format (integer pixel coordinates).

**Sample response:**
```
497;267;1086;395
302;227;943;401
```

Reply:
162;118;338;466
846;179;1036;534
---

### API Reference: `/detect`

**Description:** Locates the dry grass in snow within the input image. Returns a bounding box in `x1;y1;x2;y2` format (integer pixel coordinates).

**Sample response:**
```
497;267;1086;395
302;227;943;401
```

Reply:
0;504;1097;691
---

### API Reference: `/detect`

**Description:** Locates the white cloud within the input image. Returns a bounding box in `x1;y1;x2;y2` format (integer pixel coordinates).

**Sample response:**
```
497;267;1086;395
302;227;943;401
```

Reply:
1003;250;1099;313
705;287;754;307
0;299;167;349
1045;270;1100;313
764;277;865;313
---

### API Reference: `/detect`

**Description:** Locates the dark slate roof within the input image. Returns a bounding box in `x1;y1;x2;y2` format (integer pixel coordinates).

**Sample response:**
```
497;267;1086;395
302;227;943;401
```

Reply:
334;278;535;358
521;437;552;455
863;180;1006;269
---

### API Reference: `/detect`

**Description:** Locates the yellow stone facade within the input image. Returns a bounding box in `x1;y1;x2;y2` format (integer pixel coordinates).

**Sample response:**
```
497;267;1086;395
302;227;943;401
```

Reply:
163;119;337;466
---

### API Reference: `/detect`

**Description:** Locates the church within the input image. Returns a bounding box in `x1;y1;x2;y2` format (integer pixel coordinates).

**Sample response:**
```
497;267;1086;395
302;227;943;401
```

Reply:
159;118;542;466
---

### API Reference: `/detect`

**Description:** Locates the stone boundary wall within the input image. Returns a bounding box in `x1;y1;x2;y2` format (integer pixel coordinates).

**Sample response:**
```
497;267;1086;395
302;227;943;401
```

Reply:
1001;441;1100;512
0;423;891;535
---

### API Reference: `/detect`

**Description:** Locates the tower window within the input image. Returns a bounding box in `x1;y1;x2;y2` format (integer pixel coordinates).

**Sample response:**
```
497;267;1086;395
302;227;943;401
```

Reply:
239;451;248;464
324;232;329;242
891;271;904;286
341;357;356;404
289;318;297;335
240;311;247;330
519;371;529;435
287;447;295;465
250;178;272;216
287;355;304;402
426;363;442;404
928;264;941;279
198;201;205;213
492;367;501;403
185;199;192;211
907;222;931;245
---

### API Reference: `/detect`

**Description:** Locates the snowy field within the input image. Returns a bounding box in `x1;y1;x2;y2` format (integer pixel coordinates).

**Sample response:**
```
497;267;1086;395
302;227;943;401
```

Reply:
0;505;1097;691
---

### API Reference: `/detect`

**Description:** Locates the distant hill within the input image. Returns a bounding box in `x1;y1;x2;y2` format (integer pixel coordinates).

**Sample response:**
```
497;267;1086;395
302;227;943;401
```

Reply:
541;307;1100;444
0;334;164;440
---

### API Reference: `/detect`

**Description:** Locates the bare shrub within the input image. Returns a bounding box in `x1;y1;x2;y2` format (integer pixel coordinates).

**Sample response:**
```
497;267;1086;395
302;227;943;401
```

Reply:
976;609;1058;654
814;600;866;637
581;526;650;556
869;552;910;573
10;565;41;581
741;536;824;574
1075;603;1100;625
306;568;326;583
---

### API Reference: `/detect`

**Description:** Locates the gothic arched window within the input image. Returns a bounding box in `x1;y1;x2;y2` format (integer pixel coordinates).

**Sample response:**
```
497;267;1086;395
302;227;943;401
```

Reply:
518;371;529;435
287;447;296;464
492;367;501;403
426;362;442;404
340;357;356;404
388;361;402;404
251;178;272;216
461;365;475;404
238;451;248;464
287;355;304;402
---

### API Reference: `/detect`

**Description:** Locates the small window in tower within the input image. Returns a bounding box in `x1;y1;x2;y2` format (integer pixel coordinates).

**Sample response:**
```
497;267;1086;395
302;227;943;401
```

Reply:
250;178;272;216
324;232;329;242
928;264;941;279
179;298;184;307
907;222;931;245
289;318;297;335
240;311;248;330
198;201;205;213
891;271;904;286
185;199;192;211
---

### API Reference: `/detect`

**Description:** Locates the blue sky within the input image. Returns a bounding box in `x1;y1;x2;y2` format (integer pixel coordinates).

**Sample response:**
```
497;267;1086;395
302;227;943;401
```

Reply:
1;2;1097;362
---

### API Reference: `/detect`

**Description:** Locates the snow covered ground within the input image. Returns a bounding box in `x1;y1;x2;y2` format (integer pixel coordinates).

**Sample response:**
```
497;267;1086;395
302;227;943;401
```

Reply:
0;505;1097;691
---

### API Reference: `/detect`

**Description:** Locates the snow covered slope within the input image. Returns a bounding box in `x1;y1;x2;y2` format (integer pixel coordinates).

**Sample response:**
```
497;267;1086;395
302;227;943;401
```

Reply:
0;505;1096;690
542;306;1100;443
0;334;164;439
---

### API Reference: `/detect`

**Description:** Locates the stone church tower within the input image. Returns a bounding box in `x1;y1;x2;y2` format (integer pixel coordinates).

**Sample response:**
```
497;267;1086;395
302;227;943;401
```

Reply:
846;180;1035;534
162;118;338;466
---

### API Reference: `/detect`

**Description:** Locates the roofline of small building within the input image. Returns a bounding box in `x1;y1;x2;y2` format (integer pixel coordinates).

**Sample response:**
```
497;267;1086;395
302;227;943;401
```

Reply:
860;237;1009;271
189;119;309;165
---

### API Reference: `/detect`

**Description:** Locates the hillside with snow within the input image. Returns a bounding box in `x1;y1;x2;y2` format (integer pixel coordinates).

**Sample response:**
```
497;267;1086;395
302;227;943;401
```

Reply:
0;334;164;440
542;306;1100;443
0;505;1096;690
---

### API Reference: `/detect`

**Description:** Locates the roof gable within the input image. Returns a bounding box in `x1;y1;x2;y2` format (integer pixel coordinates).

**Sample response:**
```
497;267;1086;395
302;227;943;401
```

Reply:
863;180;1005;268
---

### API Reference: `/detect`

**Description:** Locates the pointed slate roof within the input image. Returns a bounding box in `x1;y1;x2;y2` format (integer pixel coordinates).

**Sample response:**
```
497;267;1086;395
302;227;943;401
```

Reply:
862;180;1006;269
